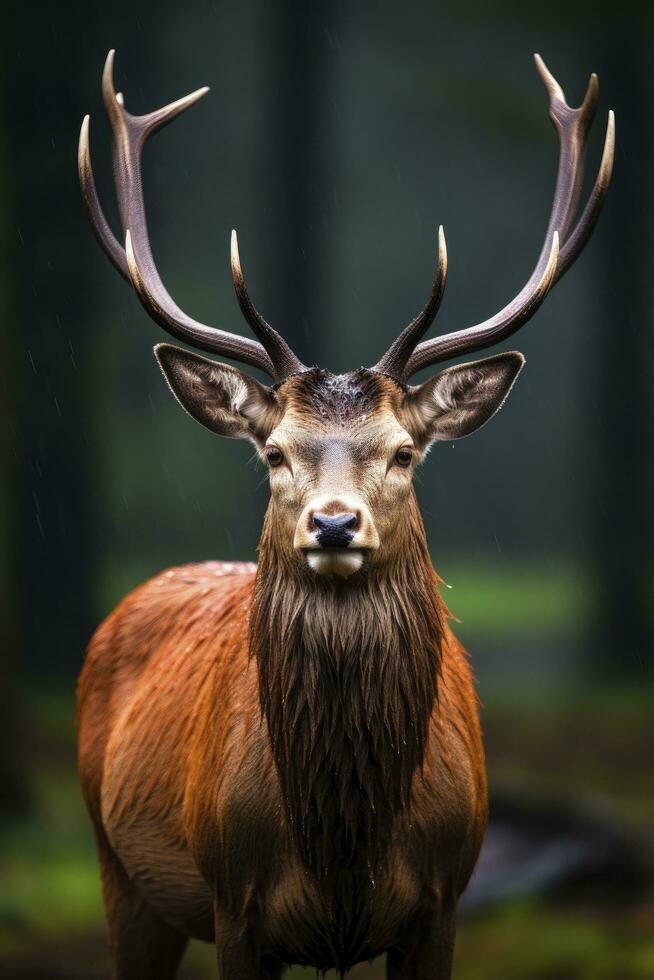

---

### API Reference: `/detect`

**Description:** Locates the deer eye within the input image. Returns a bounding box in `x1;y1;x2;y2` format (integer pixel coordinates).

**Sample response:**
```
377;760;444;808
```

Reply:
265;446;284;467
395;446;413;467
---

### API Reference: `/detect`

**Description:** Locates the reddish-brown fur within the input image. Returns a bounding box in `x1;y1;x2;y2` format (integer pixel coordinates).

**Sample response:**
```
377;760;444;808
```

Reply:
78;546;486;978
78;372;488;979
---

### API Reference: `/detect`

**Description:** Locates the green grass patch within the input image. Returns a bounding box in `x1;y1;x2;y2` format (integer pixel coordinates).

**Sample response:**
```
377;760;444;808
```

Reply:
453;897;654;980
437;557;595;636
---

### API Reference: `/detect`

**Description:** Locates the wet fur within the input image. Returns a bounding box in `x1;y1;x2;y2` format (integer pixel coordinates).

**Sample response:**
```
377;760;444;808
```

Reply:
78;372;488;978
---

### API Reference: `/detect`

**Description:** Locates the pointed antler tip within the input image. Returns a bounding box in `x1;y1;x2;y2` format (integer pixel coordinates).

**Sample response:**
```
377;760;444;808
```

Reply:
102;49;119;106
180;86;210;108
603;112;616;157
533;53;566;103
230;230;243;279
550;229;560;258
124;229;144;290
607;110;616;149
533;52;549;75
599;112;616;184
545;231;560;282
580;72;600;115
78;116;91;170
438;225;448;268
147;85;210;127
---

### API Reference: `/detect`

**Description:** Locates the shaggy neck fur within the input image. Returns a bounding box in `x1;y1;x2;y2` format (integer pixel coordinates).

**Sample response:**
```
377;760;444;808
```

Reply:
250;491;445;909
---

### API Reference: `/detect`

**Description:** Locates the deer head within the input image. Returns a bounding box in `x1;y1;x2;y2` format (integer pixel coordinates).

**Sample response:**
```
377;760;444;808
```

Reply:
80;51;614;579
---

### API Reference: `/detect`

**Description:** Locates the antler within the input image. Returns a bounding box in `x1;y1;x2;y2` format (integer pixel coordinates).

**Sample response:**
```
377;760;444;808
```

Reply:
375;55;615;382
373;226;448;378
78;50;306;383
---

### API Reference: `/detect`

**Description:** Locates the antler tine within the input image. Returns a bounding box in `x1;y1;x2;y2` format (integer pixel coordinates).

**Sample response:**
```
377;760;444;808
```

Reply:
122;230;268;377
406;233;560;376
392;56;613;381
372;226;447;379
230;231;306;380
557;109;615;279
79;50;306;382
79;114;130;281
532;53;599;248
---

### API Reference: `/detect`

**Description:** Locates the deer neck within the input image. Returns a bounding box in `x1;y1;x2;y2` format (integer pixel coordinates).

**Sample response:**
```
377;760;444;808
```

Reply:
249;492;445;887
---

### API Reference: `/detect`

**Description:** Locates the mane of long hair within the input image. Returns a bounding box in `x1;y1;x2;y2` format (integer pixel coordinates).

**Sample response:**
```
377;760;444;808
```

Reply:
249;490;446;901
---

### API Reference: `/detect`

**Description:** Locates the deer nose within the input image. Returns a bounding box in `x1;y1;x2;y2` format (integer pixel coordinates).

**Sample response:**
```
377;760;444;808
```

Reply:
312;512;358;548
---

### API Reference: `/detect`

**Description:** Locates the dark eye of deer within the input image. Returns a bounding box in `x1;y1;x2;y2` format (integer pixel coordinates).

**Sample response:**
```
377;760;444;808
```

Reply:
395;447;413;467
266;447;284;467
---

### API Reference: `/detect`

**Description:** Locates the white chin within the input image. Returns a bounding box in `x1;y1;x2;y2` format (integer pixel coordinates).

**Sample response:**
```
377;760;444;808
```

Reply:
306;549;364;578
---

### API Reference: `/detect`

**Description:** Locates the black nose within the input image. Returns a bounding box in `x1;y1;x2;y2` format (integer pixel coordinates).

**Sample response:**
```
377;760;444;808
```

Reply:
312;512;357;548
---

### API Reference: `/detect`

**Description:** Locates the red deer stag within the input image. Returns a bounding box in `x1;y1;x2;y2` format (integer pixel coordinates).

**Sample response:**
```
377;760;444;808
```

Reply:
77;51;613;979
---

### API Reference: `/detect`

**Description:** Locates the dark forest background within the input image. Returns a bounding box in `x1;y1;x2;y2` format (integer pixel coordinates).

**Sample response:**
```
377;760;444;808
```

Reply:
2;1;653;977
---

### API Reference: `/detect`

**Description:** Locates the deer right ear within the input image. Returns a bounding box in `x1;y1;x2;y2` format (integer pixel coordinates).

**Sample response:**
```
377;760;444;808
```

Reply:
154;344;279;443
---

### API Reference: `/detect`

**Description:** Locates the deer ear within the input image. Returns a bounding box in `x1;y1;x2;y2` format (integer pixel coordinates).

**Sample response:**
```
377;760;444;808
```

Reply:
406;352;525;444
154;344;278;442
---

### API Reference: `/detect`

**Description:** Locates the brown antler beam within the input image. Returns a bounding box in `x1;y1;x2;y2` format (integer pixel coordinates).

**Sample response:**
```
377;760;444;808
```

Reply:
79;50;306;382
374;55;615;382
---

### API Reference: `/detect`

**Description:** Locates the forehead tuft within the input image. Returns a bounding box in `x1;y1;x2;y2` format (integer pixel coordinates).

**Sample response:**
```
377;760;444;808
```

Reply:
280;369;402;428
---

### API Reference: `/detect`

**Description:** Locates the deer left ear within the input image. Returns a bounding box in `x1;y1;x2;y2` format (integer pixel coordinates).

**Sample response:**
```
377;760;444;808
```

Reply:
405;351;525;444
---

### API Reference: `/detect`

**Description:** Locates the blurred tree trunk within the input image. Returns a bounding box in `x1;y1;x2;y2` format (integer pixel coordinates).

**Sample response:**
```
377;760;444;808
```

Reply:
9;3;102;678
0;17;28;817
265;2;339;363
590;31;653;680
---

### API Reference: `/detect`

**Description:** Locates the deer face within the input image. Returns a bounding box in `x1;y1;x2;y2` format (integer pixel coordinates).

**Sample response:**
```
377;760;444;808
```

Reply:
257;371;413;578
155;348;524;577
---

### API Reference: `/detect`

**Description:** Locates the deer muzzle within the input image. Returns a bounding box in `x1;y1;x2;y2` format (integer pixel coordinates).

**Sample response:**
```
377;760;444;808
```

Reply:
294;494;380;578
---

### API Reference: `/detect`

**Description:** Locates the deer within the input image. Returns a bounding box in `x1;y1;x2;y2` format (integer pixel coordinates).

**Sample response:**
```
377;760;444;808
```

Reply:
76;50;613;979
